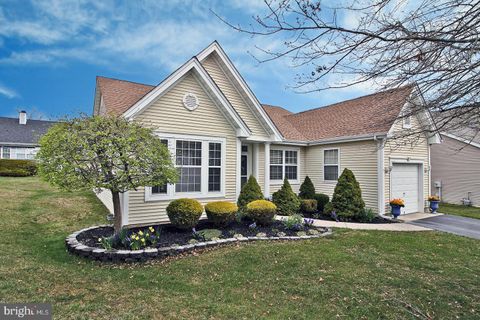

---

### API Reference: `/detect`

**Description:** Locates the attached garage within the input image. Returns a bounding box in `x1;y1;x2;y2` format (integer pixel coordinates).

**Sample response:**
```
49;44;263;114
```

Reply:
391;163;423;214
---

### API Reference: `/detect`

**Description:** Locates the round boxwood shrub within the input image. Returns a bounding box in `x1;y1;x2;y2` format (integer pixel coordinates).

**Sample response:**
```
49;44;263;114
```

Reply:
205;201;238;227
237;175;264;210
166;198;203;230
272;178;301;216
299;176;315;199
313;193;330;213
300;199;318;214
246;200;276;226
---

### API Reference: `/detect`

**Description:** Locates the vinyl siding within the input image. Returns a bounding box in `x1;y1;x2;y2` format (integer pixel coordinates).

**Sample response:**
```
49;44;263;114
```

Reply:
384;114;430;212
305;141;379;212
431;135;480;206
201;54;271;139
127;71;238;227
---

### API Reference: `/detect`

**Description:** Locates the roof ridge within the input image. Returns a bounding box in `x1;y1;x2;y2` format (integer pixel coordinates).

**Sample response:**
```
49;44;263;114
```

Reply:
290;85;414;116
96;76;155;88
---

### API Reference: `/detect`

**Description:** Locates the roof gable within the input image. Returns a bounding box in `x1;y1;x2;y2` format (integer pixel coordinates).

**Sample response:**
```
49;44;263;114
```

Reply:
197;42;283;141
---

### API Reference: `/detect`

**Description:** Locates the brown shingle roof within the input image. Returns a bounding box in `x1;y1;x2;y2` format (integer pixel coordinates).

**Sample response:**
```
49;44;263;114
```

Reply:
96;76;154;115
96;75;413;142
263;86;414;141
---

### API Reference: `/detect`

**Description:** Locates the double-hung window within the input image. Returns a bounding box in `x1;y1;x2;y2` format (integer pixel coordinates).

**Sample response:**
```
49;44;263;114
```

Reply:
149;135;224;200
208;142;221;192
175;140;202;192
270;149;298;182
323;149;339;181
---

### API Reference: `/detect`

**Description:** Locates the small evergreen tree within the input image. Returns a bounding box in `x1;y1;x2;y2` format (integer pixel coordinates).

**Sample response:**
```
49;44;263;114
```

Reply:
299;176;316;199
272;178;301;215
330;168;365;220
237;175;264;209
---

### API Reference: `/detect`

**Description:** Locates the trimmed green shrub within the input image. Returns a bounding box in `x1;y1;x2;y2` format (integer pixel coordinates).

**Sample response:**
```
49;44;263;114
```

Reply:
166;198;203;230
313;193;330;213
300;199;318;214
205;201;238;227
356;208;376;223
324;202;334;215
0;159;37;177
272;178;301;216
330;168;365;220
299;176;315;199
246;200;276;226
237;175;263;210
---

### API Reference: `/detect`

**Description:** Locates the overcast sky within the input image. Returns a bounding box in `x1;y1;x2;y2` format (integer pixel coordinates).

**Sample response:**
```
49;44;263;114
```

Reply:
0;0;373;120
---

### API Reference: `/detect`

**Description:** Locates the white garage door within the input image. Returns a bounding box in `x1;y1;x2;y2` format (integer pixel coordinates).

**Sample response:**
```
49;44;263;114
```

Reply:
391;164;420;214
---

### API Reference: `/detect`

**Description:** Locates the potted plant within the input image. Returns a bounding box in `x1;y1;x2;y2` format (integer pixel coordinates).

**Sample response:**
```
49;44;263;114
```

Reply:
389;198;405;218
428;195;440;213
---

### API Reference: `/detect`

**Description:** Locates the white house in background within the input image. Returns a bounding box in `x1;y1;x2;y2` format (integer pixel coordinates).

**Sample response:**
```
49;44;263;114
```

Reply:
92;41;440;228
0;111;57;160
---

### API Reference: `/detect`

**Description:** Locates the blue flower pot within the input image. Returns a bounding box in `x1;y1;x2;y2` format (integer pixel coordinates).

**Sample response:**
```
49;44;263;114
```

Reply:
430;201;440;213
391;205;401;218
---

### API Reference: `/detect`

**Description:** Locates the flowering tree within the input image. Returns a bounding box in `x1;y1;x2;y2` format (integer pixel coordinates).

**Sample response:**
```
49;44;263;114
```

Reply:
37;115;178;232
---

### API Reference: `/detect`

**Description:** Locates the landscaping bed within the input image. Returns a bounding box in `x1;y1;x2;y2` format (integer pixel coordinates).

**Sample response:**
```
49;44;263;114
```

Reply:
68;220;331;263
301;213;399;224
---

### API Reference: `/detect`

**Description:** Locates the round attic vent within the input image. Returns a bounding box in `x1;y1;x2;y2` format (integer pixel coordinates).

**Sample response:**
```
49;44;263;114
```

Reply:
183;93;199;111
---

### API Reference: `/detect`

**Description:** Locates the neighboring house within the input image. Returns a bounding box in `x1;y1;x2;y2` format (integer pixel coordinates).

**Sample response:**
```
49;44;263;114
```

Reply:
93;41;440;228
0;111;57;160
431;128;480;207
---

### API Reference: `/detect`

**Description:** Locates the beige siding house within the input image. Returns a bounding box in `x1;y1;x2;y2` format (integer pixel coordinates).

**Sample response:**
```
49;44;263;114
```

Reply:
431;134;480;207
93;41;440;228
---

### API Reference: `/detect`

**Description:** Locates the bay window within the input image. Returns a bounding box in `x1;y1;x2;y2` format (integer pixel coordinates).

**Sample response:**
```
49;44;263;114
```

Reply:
148;135;225;200
270;149;298;182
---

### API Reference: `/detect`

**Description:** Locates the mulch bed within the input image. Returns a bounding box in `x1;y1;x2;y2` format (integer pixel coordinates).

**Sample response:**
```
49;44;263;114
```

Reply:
302;213;399;224
77;220;326;250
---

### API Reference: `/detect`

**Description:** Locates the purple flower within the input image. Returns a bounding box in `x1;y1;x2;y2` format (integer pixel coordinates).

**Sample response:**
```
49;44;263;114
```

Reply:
331;211;339;222
303;218;314;227
248;222;257;230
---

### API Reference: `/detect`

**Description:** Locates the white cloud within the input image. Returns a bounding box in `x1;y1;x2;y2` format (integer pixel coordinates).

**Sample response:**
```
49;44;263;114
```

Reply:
0;84;19;99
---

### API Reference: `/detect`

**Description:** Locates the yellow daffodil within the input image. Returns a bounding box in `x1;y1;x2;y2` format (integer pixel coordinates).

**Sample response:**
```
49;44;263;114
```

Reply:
138;231;143;236
146;233;149;237
149;227;154;232
141;238;145;243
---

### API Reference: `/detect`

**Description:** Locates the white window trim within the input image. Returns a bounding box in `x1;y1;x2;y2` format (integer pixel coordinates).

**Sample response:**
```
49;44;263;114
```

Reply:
323;148;340;183
269;146;300;184
145;133;226;201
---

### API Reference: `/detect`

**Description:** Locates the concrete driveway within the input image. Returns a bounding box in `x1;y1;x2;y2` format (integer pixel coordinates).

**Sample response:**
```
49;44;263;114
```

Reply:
408;214;480;239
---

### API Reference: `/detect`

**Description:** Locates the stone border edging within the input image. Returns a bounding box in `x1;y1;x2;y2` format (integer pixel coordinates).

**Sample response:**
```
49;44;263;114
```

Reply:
65;225;333;263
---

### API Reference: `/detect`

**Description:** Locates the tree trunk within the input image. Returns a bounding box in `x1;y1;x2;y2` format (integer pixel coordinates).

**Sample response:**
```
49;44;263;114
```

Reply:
112;191;122;234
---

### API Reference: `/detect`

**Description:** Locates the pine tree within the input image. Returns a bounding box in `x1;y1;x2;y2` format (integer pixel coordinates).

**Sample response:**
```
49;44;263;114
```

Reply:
272;178;301;215
299;176;316;199
330;168;365;220
237;175;264;209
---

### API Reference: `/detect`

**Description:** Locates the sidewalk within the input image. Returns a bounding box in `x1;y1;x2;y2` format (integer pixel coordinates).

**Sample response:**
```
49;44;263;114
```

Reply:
277;213;436;231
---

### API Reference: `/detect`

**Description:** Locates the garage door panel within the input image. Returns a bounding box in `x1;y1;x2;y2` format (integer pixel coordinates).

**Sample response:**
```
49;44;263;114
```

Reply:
391;164;420;214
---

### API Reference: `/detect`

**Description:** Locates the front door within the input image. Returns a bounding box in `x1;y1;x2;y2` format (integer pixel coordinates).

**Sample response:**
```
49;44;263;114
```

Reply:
241;145;248;187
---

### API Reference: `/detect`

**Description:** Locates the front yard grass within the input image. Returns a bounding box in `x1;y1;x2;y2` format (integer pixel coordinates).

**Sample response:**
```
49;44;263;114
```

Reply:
1;177;479;319
439;202;480;220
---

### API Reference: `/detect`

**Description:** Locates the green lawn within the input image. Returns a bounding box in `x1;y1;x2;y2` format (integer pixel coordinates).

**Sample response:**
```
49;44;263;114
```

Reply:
1;177;479;319
439;202;480;220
